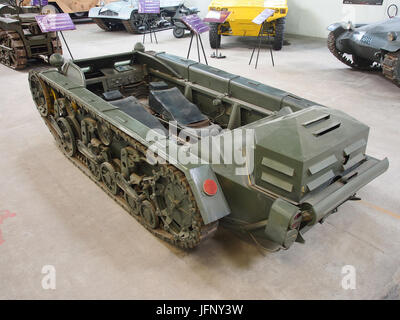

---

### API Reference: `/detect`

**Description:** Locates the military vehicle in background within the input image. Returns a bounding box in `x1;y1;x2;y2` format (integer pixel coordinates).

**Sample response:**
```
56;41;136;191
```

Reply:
208;0;289;51
89;0;197;35
328;17;400;86
29;45;388;251
22;0;115;18
0;0;62;69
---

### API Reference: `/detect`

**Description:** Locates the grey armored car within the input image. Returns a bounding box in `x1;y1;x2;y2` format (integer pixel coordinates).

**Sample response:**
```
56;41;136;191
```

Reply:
89;0;197;37
328;17;400;85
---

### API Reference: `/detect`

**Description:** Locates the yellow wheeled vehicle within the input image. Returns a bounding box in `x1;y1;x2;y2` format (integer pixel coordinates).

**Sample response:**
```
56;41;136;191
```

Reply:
208;0;288;50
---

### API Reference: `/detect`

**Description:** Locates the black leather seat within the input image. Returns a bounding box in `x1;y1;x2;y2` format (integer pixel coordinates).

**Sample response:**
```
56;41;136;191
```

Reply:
110;97;168;135
149;87;208;127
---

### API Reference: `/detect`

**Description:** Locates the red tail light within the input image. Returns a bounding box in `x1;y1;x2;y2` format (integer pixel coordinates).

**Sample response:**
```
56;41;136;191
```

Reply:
203;179;218;196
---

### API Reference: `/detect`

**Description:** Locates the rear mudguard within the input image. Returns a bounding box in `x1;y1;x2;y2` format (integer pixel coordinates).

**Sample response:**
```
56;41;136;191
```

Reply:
185;165;231;225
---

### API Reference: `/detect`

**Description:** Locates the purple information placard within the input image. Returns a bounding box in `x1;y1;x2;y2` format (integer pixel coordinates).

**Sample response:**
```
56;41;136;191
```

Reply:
31;0;48;5
203;10;231;23
252;8;275;25
181;14;210;34
35;14;76;32
138;0;160;14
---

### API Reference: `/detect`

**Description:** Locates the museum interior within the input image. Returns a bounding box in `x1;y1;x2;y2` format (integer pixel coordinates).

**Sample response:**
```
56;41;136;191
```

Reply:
0;0;399;300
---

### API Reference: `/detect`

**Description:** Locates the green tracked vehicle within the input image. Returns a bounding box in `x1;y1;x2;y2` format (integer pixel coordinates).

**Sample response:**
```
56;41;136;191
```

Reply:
28;44;388;251
0;0;62;69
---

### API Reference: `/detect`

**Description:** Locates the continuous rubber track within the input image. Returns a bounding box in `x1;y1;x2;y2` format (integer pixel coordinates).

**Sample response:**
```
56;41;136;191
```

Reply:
122;19;138;34
93;18;112;31
382;51;400;86
29;69;219;249
93;18;123;32
0;30;27;70
327;31;380;71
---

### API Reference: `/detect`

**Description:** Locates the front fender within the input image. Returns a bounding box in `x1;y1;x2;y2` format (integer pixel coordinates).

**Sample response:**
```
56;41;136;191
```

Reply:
327;22;345;32
117;6;136;20
88;7;101;17
185;165;231;225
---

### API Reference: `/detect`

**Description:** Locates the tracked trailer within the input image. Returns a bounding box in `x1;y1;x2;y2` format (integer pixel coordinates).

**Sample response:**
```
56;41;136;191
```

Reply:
0;1;62;69
29;44;388;251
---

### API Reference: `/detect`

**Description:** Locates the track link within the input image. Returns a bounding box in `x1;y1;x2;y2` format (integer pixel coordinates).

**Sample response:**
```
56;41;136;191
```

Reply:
382;51;400;86
122;19;138;34
30;70;218;249
0;30;27;70
93;18;115;32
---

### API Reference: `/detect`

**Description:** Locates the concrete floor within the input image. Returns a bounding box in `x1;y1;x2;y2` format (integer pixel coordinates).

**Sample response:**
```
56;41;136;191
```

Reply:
0;23;399;300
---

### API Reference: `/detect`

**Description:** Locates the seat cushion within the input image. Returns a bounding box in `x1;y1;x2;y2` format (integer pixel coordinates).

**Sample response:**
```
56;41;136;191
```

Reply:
103;90;124;101
149;87;208;126
110;97;168;135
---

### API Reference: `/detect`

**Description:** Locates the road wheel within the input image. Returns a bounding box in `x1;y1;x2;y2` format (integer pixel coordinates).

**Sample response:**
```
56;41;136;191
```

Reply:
57;117;76;157
41;4;59;14
173;26;185;38
101;162;119;195
140;200;159;229
273;18;286;51
209;23;221;49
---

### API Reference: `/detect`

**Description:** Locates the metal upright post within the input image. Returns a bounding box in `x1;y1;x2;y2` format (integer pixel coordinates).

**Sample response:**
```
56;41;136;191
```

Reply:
196;33;200;62
153;26;158;44
267;33;275;67
249;26;262;66
187;31;194;59
142;15;146;43
198;34;208;65
59;31;74;60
